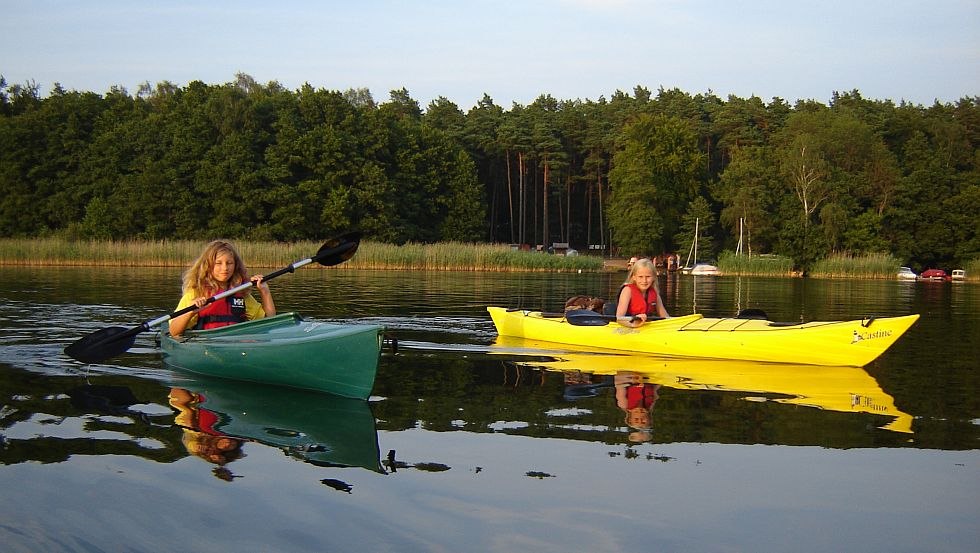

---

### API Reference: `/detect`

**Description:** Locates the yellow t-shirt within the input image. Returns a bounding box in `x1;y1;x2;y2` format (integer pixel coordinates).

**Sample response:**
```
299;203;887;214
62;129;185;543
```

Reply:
173;288;265;330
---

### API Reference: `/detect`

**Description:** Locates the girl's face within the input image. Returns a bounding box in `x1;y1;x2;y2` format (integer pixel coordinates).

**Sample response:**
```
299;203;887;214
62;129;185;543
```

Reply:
211;252;236;285
627;407;651;429
632;266;655;291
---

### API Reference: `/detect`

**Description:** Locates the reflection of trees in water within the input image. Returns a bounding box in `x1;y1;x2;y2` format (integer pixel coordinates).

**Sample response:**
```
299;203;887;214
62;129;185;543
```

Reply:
0;374;185;466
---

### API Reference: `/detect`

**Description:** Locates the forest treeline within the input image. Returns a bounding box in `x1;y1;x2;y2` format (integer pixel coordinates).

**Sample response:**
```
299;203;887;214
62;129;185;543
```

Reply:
1;73;977;271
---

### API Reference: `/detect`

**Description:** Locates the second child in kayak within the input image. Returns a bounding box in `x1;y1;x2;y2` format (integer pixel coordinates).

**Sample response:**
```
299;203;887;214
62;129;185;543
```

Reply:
613;257;669;327
168;240;277;336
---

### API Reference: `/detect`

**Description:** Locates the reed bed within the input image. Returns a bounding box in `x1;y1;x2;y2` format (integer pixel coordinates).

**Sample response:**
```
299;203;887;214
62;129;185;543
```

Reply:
716;251;795;276
349;241;603;272
6;238;969;278
963;257;980;281
0;238;204;266
0;238;605;272
810;252;902;279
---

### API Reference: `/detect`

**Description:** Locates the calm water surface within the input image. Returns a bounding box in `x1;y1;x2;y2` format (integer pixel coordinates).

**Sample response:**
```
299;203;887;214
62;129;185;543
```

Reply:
1;266;977;553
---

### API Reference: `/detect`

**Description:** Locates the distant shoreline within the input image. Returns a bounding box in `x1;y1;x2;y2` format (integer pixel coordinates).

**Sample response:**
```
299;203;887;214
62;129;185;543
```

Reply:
1;238;975;280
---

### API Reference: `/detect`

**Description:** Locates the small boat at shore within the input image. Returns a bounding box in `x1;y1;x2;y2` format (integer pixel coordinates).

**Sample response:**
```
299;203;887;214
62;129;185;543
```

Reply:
919;268;951;282
487;306;919;367
689;263;720;276
161;312;384;399
897;266;917;280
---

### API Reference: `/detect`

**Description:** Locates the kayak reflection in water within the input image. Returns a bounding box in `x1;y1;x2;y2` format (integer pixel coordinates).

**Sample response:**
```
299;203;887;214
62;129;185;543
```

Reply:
168;240;276;337
168;388;245;481
614;372;660;443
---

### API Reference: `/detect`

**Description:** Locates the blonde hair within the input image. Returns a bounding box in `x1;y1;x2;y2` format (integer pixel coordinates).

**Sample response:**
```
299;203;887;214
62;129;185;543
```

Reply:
182;240;249;295
622;257;657;285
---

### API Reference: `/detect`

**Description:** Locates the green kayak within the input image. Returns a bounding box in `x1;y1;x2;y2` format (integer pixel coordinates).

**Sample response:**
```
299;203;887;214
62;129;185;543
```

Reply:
160;312;384;400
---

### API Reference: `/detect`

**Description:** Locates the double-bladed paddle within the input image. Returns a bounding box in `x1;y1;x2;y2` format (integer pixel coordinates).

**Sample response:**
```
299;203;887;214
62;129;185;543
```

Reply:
64;231;362;364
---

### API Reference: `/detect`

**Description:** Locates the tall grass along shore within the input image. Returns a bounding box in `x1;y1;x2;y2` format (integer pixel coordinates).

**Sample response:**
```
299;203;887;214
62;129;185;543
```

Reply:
717;251;902;278
0;238;603;272
809;252;903;279
1;238;975;279
716;251;795;277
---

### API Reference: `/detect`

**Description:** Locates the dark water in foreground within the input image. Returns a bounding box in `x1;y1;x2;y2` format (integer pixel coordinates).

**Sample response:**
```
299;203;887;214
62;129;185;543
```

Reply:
0;266;977;553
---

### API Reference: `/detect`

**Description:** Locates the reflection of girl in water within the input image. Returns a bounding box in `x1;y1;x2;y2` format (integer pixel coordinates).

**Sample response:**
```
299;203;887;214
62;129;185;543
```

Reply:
169;388;244;480
614;372;660;443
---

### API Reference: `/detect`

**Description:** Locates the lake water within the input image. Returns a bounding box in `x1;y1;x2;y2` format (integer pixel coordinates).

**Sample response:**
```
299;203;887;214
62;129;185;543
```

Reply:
1;266;977;553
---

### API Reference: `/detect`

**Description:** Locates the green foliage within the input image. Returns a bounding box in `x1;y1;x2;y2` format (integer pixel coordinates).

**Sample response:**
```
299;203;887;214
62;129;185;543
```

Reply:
0;79;975;273
712;145;782;253
675;197;715;262
965;257;980;279
607;114;705;256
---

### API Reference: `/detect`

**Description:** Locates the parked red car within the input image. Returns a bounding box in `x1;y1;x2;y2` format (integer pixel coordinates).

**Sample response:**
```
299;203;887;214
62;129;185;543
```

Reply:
919;269;951;281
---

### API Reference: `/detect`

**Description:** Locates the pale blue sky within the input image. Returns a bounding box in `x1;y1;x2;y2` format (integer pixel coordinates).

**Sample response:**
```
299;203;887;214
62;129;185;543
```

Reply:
2;0;978;110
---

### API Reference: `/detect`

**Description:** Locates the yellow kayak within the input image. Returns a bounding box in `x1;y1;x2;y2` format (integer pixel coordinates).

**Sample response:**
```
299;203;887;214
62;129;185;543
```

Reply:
491;336;913;433
487;306;919;367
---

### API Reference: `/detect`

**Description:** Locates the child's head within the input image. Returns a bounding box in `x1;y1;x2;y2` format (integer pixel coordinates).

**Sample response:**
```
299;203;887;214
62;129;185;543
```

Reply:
183;240;249;293
624;258;657;289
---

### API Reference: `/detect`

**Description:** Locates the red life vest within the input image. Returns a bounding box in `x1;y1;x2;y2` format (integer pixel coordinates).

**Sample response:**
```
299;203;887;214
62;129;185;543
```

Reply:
625;384;659;409
194;293;247;330
621;283;659;316
188;393;224;435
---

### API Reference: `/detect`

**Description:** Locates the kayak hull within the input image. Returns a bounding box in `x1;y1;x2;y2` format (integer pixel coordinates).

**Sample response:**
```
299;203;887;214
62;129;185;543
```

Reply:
487;307;919;367
161;312;383;399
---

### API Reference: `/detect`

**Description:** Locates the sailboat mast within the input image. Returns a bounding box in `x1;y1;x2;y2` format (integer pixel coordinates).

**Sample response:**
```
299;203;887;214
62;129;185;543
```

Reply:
684;217;699;269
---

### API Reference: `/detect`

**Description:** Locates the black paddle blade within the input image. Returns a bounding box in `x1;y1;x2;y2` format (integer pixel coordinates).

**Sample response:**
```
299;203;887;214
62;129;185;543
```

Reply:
64;326;141;364
564;310;612;326
314;231;362;266
563;381;613;400
735;308;769;320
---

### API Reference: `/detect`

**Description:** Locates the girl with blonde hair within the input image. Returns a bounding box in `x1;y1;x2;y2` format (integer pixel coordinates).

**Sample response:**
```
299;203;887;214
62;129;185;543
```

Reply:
614;257;669;327
168;240;276;336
